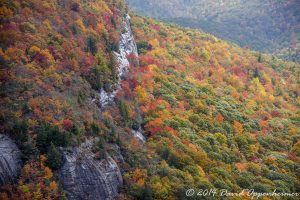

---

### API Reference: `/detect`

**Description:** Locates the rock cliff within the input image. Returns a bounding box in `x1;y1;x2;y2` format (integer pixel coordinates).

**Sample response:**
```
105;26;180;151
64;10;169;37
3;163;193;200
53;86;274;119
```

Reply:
57;139;122;200
0;134;22;185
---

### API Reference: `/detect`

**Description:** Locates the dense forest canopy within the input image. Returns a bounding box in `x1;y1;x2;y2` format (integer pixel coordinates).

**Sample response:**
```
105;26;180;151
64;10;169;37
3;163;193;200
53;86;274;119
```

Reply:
126;0;300;63
0;0;299;199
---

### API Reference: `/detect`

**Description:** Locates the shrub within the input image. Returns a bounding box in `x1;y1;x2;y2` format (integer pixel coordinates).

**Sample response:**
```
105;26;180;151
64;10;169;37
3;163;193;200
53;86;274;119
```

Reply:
20;22;36;33
292;141;300;157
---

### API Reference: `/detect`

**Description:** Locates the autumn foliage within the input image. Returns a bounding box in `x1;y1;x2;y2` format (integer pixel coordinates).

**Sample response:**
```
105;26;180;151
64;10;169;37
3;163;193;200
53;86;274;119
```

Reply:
0;0;299;199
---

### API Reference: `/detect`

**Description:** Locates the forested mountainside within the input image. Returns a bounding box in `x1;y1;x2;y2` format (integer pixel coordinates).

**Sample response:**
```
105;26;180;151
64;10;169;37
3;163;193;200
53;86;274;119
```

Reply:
0;0;300;200
126;0;300;63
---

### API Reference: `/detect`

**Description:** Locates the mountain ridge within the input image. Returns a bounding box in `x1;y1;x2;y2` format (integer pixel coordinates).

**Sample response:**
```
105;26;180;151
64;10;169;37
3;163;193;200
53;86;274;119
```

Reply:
126;0;300;63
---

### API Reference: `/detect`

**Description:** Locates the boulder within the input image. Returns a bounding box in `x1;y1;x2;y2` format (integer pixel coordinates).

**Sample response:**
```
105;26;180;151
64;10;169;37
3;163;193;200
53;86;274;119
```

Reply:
57;139;123;200
0;134;22;185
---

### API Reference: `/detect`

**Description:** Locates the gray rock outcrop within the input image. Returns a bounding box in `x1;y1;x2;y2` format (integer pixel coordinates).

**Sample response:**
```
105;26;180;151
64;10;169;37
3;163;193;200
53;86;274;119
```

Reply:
131;126;146;144
57;139;123;200
0;134;22;185
95;14;138;107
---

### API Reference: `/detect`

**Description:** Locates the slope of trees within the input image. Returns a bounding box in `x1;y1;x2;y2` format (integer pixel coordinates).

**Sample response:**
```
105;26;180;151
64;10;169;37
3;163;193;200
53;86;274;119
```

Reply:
118;14;300;199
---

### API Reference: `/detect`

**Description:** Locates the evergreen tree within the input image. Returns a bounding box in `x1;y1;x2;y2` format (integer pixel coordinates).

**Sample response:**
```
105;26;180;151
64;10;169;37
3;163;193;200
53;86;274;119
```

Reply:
141;186;153;200
36;125;48;153
21;137;35;161
46;143;62;170
86;36;97;55
119;101;129;122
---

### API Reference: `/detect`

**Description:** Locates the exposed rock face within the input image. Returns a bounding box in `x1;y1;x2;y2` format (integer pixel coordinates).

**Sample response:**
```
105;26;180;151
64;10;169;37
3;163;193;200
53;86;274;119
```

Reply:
96;14;138;107
0;134;22;185
57;139;123;200
131;126;146;143
109;144;125;163
59;14;138;199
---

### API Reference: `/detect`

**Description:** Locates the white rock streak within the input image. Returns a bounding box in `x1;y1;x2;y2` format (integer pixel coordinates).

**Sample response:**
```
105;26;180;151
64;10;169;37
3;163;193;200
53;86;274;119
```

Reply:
96;15;146;143
98;14;138;107
131;127;146;143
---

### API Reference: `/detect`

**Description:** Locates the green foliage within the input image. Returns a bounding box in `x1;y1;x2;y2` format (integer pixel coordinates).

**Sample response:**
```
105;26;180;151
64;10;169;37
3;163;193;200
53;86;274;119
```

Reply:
91;121;100;135
45;143;62;170
20;137;35;161
96;137;106;159
7;121;35;161
119;100;130;122
141;186;153;200
71;24;78;35
252;183;273;193
137;40;149;54
36;123;70;153
102;29;118;52
77;91;85;106
86;51;117;91
20;22;36;33
292;141;300;157
86;36;98;55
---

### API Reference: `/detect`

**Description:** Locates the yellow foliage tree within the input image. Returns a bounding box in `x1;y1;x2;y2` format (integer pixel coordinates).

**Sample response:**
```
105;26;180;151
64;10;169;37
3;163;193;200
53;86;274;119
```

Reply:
251;78;266;96
135;85;148;103
33;186;42;200
0;6;13;19
148;39;160;48
233;121;244;134
49;181;58;191
44;167;53;180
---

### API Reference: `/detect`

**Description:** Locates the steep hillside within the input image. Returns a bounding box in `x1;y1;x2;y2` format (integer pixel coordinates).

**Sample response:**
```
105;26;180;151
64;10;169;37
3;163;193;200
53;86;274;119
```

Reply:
126;0;300;63
117;15;300;199
0;0;300;199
